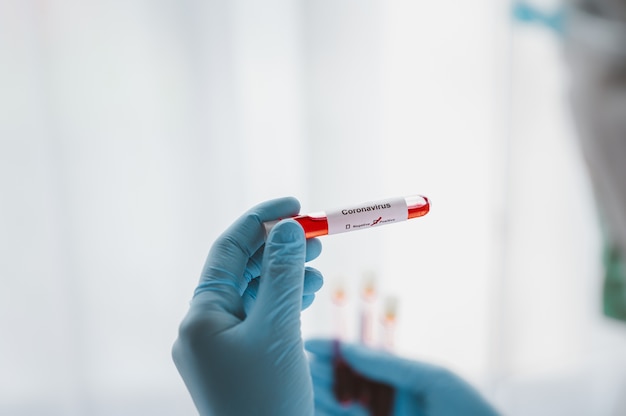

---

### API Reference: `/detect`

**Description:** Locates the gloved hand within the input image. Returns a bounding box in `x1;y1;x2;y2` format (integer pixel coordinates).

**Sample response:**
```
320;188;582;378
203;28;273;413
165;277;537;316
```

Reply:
172;197;324;416
306;339;500;416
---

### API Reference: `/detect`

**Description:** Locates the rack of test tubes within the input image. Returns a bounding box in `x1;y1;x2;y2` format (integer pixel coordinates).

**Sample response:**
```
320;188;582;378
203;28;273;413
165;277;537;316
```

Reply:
330;272;398;416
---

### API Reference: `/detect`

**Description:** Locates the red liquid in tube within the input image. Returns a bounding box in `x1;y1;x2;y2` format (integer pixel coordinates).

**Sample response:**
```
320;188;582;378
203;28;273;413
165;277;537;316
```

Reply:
266;195;430;239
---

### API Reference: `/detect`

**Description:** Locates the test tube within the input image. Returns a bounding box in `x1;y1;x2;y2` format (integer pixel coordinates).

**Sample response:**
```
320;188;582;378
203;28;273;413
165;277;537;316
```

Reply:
264;195;429;239
380;296;398;351
359;272;377;346
330;278;348;341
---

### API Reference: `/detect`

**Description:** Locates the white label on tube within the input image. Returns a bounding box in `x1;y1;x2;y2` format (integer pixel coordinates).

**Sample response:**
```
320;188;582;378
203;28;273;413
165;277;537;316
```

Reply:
326;197;408;235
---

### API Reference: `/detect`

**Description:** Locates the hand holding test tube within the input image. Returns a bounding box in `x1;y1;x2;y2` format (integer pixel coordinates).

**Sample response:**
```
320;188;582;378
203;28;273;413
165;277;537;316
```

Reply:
172;198;323;416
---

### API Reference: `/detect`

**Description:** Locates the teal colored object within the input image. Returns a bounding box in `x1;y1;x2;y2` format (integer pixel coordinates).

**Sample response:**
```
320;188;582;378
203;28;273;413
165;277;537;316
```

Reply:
512;1;565;33
306;339;500;416
173;198;324;416
603;239;626;322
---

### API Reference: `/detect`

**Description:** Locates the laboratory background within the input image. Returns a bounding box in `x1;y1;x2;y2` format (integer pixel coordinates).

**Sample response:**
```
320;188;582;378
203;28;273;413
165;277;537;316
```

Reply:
2;0;625;415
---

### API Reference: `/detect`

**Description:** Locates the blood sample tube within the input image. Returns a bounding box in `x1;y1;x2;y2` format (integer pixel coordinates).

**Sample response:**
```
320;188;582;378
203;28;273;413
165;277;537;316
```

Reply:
359;272;377;346
330;279;348;340
380;296;398;351
264;195;430;239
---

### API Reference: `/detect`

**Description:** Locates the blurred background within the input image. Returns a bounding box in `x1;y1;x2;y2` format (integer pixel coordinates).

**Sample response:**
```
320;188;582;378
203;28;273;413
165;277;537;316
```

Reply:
2;0;626;415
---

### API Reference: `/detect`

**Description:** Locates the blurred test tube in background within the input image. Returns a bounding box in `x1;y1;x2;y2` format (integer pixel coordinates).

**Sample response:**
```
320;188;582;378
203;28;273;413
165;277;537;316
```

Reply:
331;277;348;340
380;296;398;351
359;271;377;346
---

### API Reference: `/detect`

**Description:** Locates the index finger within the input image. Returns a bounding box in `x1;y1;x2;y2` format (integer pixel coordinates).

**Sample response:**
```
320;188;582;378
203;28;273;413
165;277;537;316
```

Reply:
193;197;301;299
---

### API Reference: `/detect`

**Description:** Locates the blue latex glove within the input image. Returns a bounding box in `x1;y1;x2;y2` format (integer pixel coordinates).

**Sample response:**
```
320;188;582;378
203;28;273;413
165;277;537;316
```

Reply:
172;198;324;416
306;339;500;416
